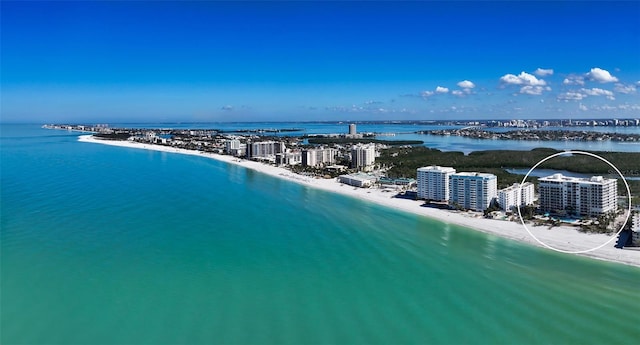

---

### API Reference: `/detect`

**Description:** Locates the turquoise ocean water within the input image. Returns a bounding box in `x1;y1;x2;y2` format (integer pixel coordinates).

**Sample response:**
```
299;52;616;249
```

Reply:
1;124;639;344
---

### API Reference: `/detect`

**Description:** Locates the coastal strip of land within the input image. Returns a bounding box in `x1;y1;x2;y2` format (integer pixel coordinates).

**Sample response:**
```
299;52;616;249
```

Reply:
78;135;640;267
421;128;640;142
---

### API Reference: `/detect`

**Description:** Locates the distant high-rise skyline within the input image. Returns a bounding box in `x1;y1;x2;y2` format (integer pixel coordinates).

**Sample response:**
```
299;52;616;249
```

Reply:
2;1;639;123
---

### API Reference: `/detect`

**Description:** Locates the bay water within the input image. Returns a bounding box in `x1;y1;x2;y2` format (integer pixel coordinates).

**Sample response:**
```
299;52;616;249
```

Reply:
2;125;638;344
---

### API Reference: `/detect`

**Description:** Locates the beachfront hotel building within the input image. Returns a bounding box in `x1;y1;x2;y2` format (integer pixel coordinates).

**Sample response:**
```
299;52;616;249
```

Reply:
449;172;498;212
350;144;376;171
302;148;338;168
538;174;617;217
417;166;456;201
498;182;535;211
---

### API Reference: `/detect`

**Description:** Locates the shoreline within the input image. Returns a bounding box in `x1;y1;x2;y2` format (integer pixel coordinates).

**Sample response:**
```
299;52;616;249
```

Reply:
78;135;640;268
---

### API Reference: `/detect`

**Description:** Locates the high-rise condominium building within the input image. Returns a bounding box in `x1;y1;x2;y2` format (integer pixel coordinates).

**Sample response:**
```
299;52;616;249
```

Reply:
350;144;375;171
246;141;285;160
225;139;246;157
449;172;498;212
302;148;338;167
416;166;456;201
538;174;617;217
497;182;535;211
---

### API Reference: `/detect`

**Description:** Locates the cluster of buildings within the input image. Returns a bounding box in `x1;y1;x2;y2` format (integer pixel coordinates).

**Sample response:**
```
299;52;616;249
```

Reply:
472;118;640;128
416;166;522;212
86;122;378;173
415;166;618;217
223;125;378;172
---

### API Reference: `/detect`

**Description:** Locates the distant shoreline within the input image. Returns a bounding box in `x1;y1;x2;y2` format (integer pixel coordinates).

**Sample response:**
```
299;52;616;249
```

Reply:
78;134;640;268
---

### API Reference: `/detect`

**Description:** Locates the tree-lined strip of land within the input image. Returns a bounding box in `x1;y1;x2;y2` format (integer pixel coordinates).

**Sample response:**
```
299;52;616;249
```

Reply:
423;129;640;142
377;147;640;201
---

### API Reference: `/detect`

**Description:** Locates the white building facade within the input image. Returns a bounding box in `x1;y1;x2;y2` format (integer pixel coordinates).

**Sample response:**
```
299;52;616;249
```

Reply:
339;173;377;188
225;139;241;152
302;148;338;167
417;166;456;201
538;174;617;217
246;141;286;160
498;182;535;211
350;144;376;171
349;123;357;135
225;139;246;157
275;151;302;166
449;172;498;212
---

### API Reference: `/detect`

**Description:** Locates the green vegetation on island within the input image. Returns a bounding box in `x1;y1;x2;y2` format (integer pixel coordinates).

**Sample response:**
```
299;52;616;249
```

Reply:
377;146;640;203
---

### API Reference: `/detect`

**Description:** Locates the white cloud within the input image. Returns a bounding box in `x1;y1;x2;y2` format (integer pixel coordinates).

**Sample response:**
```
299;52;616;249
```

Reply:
579;103;588;111
618;104;640;111
457;80;475;89
592;104;640;112
563;76;585;86
557;87;616;101
421;86;450;97
452;90;465;96
580;87;615;100
614;83;637;94
500;74;523;85
421;91;434;97
534;68;554;77
500;71;546;86
586;67;619;83
557;92;586;101
520;85;549;95
592;105;617;111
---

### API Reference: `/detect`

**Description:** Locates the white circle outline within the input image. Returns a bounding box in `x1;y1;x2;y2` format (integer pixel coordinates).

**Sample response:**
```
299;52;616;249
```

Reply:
517;150;632;254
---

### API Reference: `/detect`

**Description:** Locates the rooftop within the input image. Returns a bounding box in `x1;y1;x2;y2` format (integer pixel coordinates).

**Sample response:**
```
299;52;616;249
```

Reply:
340;172;377;181
417;165;456;172
499;182;534;192
539;173;616;184
451;172;497;179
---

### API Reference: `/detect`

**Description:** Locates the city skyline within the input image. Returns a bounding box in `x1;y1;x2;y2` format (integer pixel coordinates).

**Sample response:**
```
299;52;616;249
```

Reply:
2;1;639;123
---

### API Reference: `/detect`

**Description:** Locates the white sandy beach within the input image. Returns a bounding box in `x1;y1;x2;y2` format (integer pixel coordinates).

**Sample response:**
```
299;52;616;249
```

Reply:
78;135;640;267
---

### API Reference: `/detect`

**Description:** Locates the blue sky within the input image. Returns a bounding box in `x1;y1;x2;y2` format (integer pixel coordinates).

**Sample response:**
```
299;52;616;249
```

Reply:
2;1;639;123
